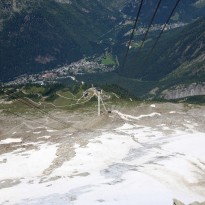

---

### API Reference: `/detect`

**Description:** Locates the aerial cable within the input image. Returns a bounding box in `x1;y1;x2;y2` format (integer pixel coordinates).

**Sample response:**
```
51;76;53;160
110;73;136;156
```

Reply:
18;97;68;127
121;0;144;70
4;90;68;127
17;97;68;127
2;104;33;121
1;105;61;130
138;0;163;50
18;98;65;124
145;0;182;60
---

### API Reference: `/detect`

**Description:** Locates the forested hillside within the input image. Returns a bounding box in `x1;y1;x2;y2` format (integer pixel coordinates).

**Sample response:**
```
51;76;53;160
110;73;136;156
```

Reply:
120;17;205;82
0;0;121;81
0;0;205;83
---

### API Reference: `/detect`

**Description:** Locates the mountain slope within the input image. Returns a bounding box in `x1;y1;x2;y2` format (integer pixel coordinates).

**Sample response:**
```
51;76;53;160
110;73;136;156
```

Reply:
75;18;205;99
0;0;205;83
122;0;205;23
120;17;205;82
0;0;121;81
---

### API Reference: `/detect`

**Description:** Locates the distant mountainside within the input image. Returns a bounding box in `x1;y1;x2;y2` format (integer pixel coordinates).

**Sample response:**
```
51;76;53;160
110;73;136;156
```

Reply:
121;17;205;82
0;0;122;81
73;17;205;100
123;0;205;23
0;0;205;84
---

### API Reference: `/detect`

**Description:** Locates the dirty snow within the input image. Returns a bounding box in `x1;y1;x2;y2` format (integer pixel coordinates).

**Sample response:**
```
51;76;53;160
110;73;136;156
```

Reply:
0;105;205;205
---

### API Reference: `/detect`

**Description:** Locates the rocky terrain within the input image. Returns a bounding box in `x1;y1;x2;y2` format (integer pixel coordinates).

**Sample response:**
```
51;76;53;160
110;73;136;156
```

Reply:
161;83;205;99
0;102;205;204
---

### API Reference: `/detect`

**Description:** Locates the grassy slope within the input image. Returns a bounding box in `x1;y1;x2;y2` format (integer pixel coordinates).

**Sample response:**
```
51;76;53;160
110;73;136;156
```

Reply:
0;84;125;116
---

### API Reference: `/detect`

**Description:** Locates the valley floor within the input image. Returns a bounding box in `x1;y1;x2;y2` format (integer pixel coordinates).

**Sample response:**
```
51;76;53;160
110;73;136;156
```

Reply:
0;103;205;205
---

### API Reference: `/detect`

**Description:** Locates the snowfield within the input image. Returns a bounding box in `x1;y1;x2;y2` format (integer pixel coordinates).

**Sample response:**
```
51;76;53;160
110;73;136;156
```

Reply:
0;103;205;205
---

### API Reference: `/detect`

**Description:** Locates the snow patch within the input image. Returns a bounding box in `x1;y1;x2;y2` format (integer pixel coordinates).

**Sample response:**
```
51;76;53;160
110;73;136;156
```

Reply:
169;111;177;114
38;135;51;139
33;131;41;134
113;110;161;121
0;144;57;180
115;123;135;130
0;138;22;144
47;130;57;133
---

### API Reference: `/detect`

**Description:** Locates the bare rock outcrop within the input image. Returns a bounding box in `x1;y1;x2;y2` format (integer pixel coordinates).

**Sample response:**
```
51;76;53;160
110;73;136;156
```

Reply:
173;199;185;205
173;199;205;205
161;83;205;99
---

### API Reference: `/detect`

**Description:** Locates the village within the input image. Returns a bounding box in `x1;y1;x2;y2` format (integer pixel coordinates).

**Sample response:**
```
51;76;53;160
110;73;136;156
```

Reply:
3;58;116;86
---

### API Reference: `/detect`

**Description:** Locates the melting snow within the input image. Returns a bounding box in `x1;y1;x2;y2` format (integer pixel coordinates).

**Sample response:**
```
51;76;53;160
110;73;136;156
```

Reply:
0;138;22;144
38;135;51;139
0;144;57;180
47;129;57;133
113;110;161;121
33;131;41;134
0;110;205;205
